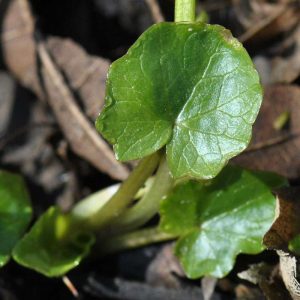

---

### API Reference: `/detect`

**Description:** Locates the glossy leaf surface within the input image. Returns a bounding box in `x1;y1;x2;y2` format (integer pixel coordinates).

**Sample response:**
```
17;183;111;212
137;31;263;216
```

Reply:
97;22;262;180
13;207;95;277
160;166;287;278
0;170;32;266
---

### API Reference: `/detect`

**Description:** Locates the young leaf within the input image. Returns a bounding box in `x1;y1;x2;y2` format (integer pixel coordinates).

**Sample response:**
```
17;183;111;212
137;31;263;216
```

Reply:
13;207;95;277
96;22;262;180
0;170;32;266
160;166;287;278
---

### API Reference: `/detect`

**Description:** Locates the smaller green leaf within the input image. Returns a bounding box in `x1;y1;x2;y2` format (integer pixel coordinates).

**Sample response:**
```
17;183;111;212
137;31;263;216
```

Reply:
160;166;287;278
289;235;300;255
0;170;32;266
12;207;95;277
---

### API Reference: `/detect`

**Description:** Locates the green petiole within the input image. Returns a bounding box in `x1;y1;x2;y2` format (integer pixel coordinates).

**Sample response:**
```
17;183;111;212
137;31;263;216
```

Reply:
175;0;196;22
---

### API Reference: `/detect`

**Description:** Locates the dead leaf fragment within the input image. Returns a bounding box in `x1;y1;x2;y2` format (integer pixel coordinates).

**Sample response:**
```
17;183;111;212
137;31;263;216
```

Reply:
262;187;300;300
271;25;300;84
236;1;300;46
202;277;217;300
46;37;110;120
235;284;264;300
278;251;300;300
38;42;129;180
145;244;184;289
263;187;300;250
234;85;300;179
1;0;43;98
238;263;292;300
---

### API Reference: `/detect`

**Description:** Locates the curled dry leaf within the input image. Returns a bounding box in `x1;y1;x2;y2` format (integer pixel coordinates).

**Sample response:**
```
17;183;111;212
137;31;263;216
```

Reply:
234;85;300;179
278;251;300;300
1;0;43;98
1;0;129;180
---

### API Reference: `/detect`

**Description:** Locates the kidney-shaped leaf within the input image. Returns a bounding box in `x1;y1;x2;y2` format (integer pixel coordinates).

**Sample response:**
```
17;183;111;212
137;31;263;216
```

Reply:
0;170;32;266
96;22;262;180
160;166;287;278
13;207;95;277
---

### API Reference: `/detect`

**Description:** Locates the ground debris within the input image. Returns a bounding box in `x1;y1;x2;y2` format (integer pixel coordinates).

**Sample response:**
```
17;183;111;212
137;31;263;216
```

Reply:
234;85;300;179
1;0;129;180
85;275;221;300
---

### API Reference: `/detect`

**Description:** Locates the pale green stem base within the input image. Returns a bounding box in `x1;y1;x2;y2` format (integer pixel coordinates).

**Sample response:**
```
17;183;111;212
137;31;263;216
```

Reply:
77;152;161;231
58;152;161;240
100;227;177;256
107;155;174;236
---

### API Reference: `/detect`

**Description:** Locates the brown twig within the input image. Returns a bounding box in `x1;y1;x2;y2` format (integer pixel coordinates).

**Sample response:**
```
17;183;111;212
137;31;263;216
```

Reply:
145;0;164;23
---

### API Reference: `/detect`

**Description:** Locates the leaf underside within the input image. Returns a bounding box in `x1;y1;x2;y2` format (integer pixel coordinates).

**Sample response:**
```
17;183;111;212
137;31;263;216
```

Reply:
97;22;262;180
0;170;32;266
13;207;95;277
160;166;287;278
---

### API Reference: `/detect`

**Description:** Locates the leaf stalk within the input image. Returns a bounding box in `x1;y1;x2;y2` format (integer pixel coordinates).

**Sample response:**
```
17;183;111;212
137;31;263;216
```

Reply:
175;0;196;22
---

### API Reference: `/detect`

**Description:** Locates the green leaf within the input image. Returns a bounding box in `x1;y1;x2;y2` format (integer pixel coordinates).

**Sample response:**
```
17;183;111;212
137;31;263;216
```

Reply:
13;207;95;277
0;170;32;266
160;166;287;278
289;235;300;255
96;22;262;180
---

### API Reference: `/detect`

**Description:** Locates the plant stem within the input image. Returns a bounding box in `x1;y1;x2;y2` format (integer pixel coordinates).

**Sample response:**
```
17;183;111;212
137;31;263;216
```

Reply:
107;155;174;235
78;152;161;231
175;0;196;22
100;227;177;256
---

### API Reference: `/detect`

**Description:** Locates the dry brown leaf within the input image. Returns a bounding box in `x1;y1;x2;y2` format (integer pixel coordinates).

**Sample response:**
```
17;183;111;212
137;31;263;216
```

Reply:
262;187;300;300
263;187;300;250
234;85;300;179
46;37;110;120
235;1;300;45
261;188;300;299
145;244;184;289
271;25;300;84
201;277;217;300
1;0;43;98
238;263;291;300
278;251;300;300
1;0;129;180
38;42;129;180
235;284;265;300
